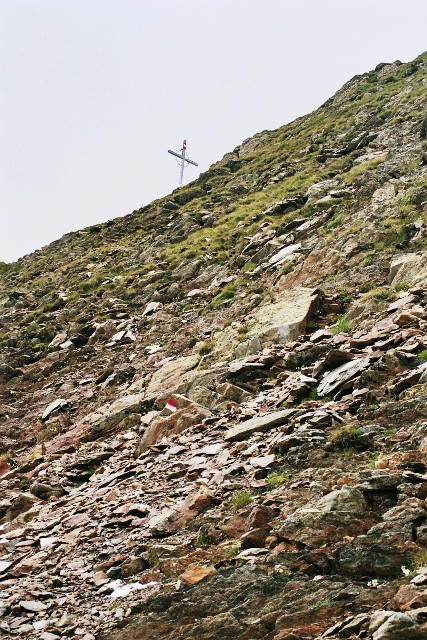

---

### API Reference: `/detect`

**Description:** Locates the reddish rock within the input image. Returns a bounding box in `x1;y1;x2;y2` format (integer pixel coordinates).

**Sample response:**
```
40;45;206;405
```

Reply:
222;505;275;538
138;400;211;453
180;565;216;585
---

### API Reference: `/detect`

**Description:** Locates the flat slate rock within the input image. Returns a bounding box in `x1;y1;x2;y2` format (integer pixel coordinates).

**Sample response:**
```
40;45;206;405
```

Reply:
317;357;371;397
224;409;296;442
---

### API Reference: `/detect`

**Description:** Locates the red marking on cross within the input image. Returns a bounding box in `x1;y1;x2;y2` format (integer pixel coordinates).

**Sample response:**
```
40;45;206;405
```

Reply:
182;140;187;150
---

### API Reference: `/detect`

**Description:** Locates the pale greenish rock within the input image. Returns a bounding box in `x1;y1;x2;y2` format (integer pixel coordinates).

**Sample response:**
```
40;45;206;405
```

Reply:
146;355;200;397
235;287;317;357
389;252;427;287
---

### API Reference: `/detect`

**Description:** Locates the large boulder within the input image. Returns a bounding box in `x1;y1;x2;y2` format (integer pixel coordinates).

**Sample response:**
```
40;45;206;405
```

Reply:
276;486;369;546
236;288;318;357
137;398;212;453
389;253;427;287
146;355;200;397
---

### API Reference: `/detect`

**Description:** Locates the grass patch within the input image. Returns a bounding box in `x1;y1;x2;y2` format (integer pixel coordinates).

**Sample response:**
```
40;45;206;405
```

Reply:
193;531;211;548
332;317;352;335
224;544;240;558
229;492;253;511
313;598;332;611
412;549;427;570
361;287;395;302
394;281;410;292
330;425;363;450
266;471;289;489
211;282;240;308
197;340;213;356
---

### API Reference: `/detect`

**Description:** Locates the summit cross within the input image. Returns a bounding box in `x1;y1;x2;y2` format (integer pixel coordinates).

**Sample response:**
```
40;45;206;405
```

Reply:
167;140;198;187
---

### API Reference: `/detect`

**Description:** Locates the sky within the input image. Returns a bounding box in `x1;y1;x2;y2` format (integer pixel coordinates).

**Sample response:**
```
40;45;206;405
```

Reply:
1;0;426;263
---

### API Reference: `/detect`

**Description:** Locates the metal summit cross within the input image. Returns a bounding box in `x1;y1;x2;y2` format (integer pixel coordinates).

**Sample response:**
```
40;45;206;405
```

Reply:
168;140;198;187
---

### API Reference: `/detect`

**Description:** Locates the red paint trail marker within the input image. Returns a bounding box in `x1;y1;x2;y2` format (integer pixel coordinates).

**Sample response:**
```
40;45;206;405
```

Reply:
164;398;179;413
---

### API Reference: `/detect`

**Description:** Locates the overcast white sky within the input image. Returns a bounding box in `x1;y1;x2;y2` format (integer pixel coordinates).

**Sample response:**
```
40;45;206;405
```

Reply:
1;0;426;263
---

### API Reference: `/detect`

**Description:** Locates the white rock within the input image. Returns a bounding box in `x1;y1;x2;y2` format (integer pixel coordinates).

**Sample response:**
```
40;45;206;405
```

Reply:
19;600;48;612
41;398;68;421
142;301;162;317
268;243;301;266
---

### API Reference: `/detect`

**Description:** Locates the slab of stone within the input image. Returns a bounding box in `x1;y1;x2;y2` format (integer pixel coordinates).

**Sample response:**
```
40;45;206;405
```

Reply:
19;599;48;612
0;561;12;574
389;253;427;287
180;565;216;585
268;243;301;266
236;288;318;356
146;355;200;396
249;454;276;468
138;400;212;452
317;357;371;397
41;398;68;421
225;409;296;442
142;301;162;317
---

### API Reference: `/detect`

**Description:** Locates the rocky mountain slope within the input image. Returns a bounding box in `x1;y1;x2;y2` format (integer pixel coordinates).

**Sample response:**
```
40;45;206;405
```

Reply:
0;52;427;640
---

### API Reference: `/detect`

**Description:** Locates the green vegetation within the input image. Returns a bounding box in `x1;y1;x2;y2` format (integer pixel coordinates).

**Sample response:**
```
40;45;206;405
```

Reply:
266;471;289;489
0;53;424;368
385;428;397;436
147;548;160;566
194;531;211;548
313;598;332;611
330;425;363;450
298;387;319;403
418;350;427;362
336;288;352;304
211;282;240;308
228;492;253;511
394;281;410;292
341;155;387;183
412;549;427;571
368;455;379;469
361;287;395;302
332;317;352;335
224;544;240;558
197;341;213;356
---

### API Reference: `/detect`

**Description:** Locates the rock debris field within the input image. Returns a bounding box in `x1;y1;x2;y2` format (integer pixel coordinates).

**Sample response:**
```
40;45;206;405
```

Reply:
0;53;427;639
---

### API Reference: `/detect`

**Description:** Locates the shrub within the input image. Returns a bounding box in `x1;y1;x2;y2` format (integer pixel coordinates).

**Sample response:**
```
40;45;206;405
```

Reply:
418;349;427;362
